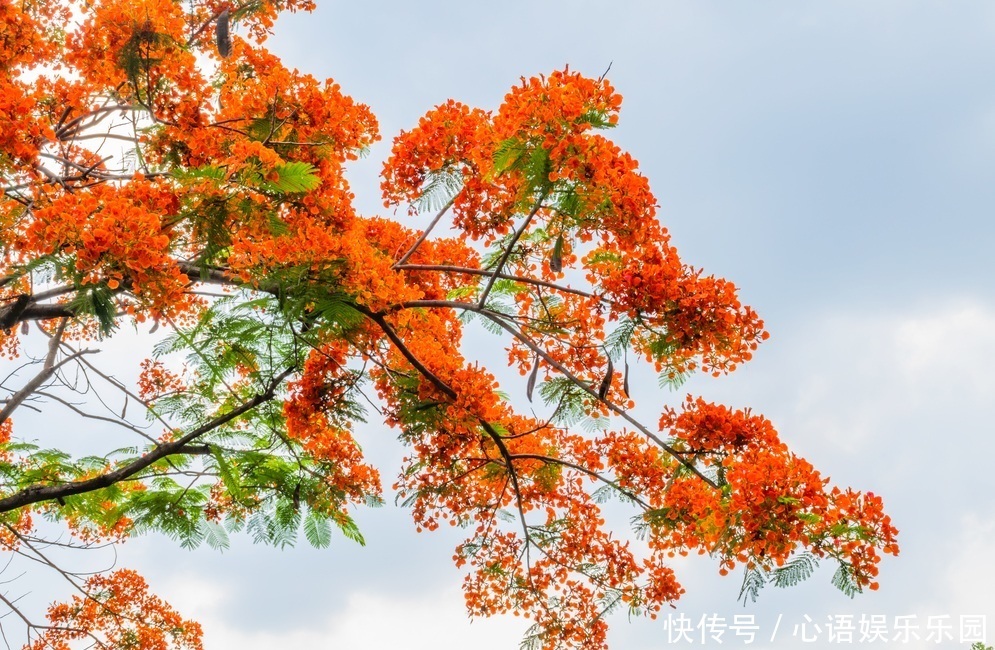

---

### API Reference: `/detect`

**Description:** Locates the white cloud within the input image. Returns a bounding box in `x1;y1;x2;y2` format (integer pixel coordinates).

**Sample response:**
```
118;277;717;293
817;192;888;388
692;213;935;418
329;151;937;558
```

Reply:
894;302;995;397
905;511;995;649
744;299;995;458
159;574;525;650
928;512;995;616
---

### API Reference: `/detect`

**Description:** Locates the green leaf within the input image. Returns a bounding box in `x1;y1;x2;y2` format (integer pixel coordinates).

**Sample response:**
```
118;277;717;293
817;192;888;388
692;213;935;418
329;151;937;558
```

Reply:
303;513;333;548
738;565;766;604
446;285;478;301
246;116;277;142
267;213;291;235
247;509;274;545
522;145;552;196
658;368;692;392
172;165;227;182
415;169;462;213
69;285;118;335
200;519;231;551
263;161;321;194
335;513;366;546
770;553;818;589
604;318;636;359
179;522;207;550
578;109;616;130
492;137;525;177
211;447;245;502
831;563;861;598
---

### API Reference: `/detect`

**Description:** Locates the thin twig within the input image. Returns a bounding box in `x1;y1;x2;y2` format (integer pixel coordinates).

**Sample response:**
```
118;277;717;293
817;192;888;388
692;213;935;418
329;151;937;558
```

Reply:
0;351;94;425
0;367;294;513
478;191;548;308
396;264;601;302
397;299;717;489
394;196;456;267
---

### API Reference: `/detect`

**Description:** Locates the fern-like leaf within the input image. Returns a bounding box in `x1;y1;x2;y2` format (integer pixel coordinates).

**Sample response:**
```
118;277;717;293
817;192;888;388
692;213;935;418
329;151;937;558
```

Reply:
738;565;767;604
770;552;818;589
303;513;333;548
264;161;320;193
831;563;861;598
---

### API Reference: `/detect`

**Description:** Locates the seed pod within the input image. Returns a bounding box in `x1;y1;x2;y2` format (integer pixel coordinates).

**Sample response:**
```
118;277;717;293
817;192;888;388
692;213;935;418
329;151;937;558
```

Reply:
598;356;613;401
623;359;630;398
216;9;231;58
526;354;539;402
549;234;564;273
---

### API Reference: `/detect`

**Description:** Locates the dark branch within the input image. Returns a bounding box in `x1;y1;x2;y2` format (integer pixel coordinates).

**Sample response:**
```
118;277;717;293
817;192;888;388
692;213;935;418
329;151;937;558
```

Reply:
0;295;30;330
0;367;294;514
396;263;600;301
354;305;457;401
399;299;719;490
505;453;650;510
393;196;456;267
477;191;547;308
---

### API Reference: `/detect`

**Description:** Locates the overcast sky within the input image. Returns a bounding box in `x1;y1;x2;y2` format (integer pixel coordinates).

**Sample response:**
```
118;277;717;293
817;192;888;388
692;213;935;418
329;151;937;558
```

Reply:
25;2;995;649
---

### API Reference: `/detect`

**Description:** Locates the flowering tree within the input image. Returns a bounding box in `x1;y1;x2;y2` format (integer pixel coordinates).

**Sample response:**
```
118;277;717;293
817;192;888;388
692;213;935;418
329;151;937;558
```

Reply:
0;1;898;648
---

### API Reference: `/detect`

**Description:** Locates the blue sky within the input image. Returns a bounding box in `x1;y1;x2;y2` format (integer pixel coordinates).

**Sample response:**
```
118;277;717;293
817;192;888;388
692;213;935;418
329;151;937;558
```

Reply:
47;2;995;648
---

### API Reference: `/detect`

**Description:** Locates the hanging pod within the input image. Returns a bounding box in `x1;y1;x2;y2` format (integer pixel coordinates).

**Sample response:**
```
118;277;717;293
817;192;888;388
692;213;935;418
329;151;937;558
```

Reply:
598;356;613;401
526;353;540;402
549;234;564;273
623;357;630;398
216;9;232;58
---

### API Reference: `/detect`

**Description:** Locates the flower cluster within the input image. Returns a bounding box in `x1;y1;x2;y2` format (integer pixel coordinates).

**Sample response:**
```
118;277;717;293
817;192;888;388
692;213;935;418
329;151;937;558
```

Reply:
27;569;203;650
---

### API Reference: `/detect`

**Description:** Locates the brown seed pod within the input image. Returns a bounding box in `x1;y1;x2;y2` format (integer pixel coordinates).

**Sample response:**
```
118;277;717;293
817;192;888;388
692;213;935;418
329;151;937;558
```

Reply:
623;359;630;398
526;354;539;402
216;9;232;58
598;356;613;401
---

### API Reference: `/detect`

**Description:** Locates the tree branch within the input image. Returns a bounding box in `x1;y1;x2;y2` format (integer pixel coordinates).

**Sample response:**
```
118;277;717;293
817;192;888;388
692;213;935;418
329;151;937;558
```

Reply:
0;295;30;330
504;453;650;510
393;196;455;267
355;306;457;401
477;191;547;308
0;351;94;426
478;418;535;576
0;367;294;513
396;263;600;302
399;299;718;489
